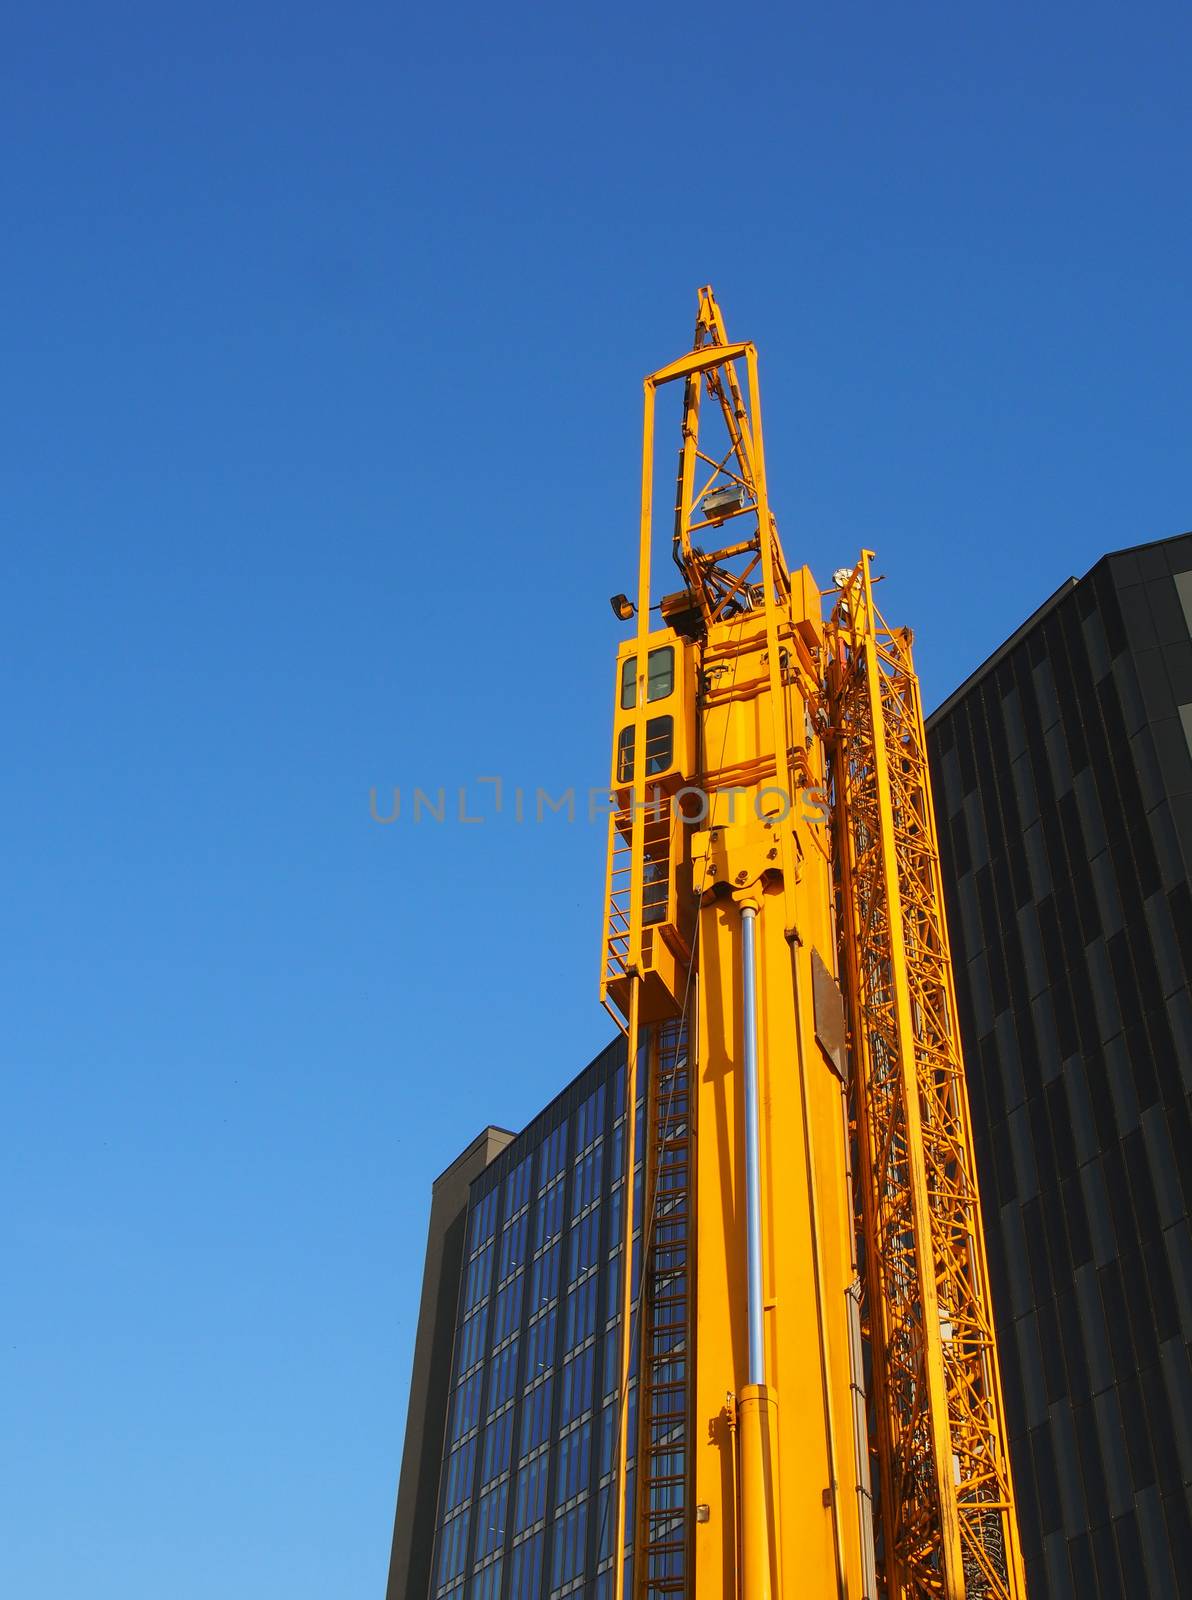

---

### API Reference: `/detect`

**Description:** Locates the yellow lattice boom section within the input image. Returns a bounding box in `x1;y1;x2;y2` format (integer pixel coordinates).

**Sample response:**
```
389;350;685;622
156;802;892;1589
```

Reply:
826;552;1028;1600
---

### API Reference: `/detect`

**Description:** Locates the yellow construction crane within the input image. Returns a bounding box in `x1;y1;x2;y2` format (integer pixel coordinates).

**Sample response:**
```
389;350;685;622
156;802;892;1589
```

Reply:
600;288;1027;1599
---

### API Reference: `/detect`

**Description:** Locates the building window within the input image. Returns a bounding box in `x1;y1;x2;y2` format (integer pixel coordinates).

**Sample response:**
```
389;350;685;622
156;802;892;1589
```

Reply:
493;1276;524;1345
535;1179;566;1252
602;1332;621;1401
514;1450;549;1533
456;1306;488;1378
443;1436;476;1513
568;1207;602;1283
505;1154;533;1221
499;1213;529;1282
541;1121;568;1182
560;1346;595;1427
530;1243;560;1316
565;1277;598;1353
550;1500;589;1593
487;1338;520;1415
598;1401;618;1477
451;1369;483;1444
472;1558;503;1600
524;1307;557;1386
464;1245;493;1313
597;1480;622;1564
604;1257;622;1326
556;1419;592;1506
469;1188;499;1254
480;1409;514;1489
520;1375;554;1458
573;1144;603;1215
509;1530;543;1597
474;1480;508;1560
435;1507;470;1590
575;1085;605;1153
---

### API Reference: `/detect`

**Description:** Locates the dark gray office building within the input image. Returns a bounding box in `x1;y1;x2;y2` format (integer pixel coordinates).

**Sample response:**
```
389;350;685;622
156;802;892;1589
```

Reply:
387;1039;637;1600
926;531;1192;1599
387;532;1192;1600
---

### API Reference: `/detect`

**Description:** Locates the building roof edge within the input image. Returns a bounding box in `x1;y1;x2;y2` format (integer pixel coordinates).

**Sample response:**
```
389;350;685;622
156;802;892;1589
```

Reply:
925;577;1078;728
431;1126;516;1189
926;529;1192;729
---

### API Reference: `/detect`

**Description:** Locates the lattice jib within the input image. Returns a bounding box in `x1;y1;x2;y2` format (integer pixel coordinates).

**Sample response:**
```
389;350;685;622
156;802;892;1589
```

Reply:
827;556;1028;1600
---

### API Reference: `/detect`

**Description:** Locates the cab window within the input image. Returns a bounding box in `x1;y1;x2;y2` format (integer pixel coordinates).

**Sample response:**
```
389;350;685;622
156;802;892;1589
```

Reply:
643;859;668;924
617;714;674;782
616;727;635;783
619;657;636;710
646;646;674;702
621;646;673;710
644;715;673;775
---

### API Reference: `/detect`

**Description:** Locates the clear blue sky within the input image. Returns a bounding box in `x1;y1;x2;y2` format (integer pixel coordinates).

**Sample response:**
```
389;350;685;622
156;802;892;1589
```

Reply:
2;3;1188;1595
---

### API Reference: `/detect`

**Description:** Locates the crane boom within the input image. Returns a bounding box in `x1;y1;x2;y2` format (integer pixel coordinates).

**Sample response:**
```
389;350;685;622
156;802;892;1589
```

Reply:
827;556;1028;1598
599;290;1028;1599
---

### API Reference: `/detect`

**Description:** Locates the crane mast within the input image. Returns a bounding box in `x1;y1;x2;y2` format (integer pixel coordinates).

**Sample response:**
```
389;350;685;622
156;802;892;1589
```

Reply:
599;289;1027;1599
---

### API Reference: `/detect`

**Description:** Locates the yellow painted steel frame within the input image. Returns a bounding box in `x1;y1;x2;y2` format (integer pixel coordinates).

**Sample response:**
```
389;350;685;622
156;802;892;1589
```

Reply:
605;289;876;1600
825;552;1028;1600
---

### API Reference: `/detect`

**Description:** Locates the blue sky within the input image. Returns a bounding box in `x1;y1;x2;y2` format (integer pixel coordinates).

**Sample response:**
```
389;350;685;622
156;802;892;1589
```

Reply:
2;3;1189;1595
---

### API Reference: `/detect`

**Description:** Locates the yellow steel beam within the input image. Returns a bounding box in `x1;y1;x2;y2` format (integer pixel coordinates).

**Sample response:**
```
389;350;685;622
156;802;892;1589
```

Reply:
648;342;751;388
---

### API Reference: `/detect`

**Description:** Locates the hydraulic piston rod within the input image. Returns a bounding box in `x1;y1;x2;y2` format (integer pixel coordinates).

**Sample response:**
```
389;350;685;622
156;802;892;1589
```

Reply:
741;904;765;1386
739;902;776;1600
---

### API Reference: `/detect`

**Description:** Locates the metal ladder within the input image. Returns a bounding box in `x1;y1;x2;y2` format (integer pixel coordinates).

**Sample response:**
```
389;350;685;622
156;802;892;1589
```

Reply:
634;1018;692;1597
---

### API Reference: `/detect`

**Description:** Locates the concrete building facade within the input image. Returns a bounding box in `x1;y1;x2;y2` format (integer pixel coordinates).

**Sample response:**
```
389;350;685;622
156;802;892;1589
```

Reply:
385;1126;516;1600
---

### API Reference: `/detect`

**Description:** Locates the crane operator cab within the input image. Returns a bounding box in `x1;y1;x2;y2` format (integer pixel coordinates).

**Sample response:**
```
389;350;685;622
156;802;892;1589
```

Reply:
601;627;700;1025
